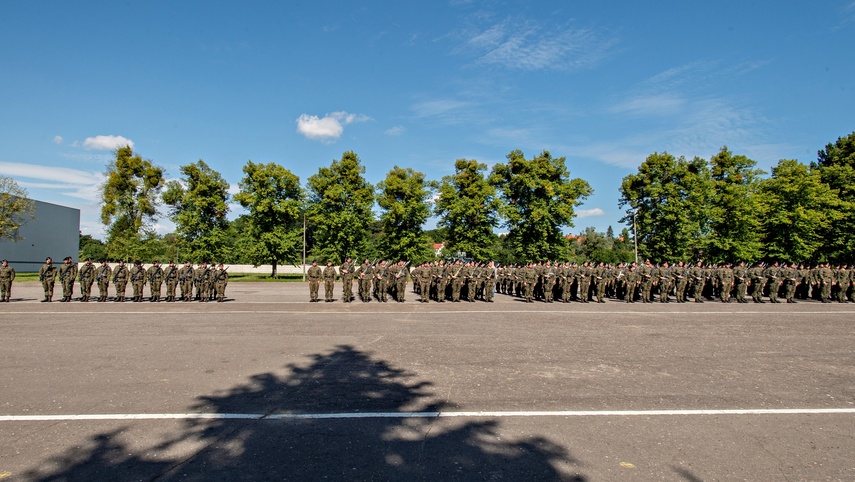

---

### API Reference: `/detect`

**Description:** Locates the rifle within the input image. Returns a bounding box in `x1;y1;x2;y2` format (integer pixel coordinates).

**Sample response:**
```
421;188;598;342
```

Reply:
396;261;411;278
96;266;109;283
216;266;229;281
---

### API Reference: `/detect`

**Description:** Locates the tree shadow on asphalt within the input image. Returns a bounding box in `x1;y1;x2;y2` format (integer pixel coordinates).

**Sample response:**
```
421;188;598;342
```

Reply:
24;345;583;481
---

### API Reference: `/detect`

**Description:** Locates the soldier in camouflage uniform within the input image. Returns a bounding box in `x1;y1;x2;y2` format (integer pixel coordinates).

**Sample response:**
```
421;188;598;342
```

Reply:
373;260;388;302
214;263;229;302
112;260;129;302
0;260;15;302
448;260;464;302
717;263;734;303
178;261;195;302
817;263;834;303
59;256;78;302
623;265;639;303
95;259;112;302
638;260;654;303
339;257;354;302
673;261;688;303
393;261;409;302
78;258;96;302
750;263;766;303
307;260;322;302
163;261;179;302
688;261;705;303
323;261;337;302
39;257;57;302
654;262;672;303
197;262;214;302
146;261;164;302
834;265;850;303
764;262;782;303
130;261;147;302
782;262;799;303
354;259;370;302
577;262;592;303
418;262;432;302
732;261;748;303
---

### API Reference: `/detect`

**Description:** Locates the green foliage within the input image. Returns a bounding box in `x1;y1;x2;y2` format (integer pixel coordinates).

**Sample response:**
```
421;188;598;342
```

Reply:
491;150;592;261
234;161;304;276
376;166;434;263
619;152;712;263
162;160;230;262
0;176;35;241
306;151;374;263
434;159;501;260
100;146;165;260
707;147;764;262
79;233;106;261
760;159;842;262
814;131;855;261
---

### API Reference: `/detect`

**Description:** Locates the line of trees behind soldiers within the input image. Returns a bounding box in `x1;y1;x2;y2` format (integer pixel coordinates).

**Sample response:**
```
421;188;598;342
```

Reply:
85;132;855;275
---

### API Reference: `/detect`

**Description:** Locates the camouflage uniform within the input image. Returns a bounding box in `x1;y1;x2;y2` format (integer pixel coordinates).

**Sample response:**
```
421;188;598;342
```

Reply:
112;261;129;302
732;262;748;303
146;262;164;302
130;262;147;302
178;262;195;301
307;262;322;302
339;259;354;302
639;262;654;303
214;264;229;302
58;258;78;302
163;262;179;302
0;260;15;302
95;261;112;302
716;264;734;303
764;263;782;303
323;262;337;302
78;259;95;302
39;259;58;302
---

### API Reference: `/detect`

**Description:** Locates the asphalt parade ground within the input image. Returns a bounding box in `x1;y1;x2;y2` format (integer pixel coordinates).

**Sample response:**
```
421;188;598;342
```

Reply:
1;282;854;481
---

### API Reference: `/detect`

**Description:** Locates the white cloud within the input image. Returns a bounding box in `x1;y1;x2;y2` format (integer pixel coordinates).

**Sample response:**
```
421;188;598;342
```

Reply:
53;135;63;144
296;111;370;142
577;208;605;218
385;126;406;136
83;135;134;150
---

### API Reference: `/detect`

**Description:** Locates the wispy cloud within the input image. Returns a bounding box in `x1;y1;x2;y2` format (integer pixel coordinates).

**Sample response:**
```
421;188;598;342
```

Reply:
458;17;617;71
296;111;370;143
83;135;134;150
53;135;63;144
384;126;406;136
609;93;686;117
0;161;104;202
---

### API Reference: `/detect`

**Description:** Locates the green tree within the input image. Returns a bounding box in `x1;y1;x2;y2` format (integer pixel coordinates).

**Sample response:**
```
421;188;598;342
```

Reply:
619;152;712;262
491;150;592;261
814;131;855;261
234;161;304;277
760;159;842;262
100;146;165;260
79;233;107;261
306;151;374;262
0;175;35;242
376;166;434;263
435;159;500;260
707;147;764;263
162;160;230;262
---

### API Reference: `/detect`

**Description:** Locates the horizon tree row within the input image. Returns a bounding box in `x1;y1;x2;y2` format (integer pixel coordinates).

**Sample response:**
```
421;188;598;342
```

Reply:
97;148;592;274
619;131;855;264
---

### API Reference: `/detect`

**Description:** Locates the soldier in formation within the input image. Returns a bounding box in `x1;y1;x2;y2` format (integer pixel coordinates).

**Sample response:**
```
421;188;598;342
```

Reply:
0;259;15;302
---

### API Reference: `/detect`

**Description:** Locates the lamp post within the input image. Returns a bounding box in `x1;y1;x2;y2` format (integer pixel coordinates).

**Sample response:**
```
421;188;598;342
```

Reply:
631;209;639;264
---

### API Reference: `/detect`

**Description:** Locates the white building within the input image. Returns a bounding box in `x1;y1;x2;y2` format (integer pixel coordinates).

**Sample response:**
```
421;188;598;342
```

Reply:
0;199;80;272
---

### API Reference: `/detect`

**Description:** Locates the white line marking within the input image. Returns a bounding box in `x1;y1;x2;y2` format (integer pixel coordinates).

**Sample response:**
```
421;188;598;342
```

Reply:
3;408;855;422
0;310;851;316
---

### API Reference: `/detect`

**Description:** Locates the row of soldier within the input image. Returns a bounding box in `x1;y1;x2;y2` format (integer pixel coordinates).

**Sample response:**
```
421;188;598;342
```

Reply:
307;258;499;303
35;257;229;302
309;258;853;304
494;260;853;304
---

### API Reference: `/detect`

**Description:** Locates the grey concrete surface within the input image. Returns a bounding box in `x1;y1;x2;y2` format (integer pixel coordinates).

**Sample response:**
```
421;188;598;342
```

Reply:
1;282;853;480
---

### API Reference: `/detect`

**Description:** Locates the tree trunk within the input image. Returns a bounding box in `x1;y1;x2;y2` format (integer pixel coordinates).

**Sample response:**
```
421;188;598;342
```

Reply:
272;260;278;278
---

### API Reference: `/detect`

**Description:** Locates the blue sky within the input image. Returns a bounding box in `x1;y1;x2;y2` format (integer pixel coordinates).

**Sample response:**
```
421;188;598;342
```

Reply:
2;1;854;239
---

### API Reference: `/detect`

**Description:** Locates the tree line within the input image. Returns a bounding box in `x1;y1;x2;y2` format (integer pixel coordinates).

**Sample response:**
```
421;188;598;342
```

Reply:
79;131;854;273
620;132;855;264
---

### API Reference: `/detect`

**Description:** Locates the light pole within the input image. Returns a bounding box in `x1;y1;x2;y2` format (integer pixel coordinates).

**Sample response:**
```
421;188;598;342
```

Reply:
631;208;639;264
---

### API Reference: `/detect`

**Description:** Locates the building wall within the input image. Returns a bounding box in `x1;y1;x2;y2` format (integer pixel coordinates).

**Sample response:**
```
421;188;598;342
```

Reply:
0;199;80;272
